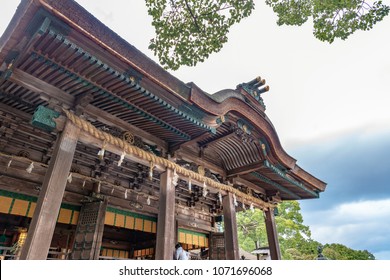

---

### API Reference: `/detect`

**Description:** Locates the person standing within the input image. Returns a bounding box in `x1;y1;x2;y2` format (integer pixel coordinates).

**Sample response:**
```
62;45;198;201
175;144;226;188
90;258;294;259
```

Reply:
174;243;189;260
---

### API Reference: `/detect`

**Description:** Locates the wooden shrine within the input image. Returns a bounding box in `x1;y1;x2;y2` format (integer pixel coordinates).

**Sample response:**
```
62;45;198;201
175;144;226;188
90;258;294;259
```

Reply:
0;0;326;260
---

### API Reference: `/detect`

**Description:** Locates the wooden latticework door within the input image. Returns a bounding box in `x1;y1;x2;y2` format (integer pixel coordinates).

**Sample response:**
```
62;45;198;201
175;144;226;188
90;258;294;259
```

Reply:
209;232;226;260
70;200;107;260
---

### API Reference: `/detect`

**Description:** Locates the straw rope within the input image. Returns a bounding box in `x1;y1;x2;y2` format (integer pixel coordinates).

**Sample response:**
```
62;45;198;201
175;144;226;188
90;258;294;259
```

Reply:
63;109;272;210
0;151;156;202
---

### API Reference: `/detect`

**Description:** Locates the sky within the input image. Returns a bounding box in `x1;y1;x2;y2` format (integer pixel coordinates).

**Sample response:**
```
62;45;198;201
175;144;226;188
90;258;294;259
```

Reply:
1;1;390;259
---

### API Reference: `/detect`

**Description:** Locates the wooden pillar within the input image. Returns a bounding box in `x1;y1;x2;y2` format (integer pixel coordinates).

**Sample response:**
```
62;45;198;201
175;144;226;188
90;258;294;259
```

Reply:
265;209;281;260
20;121;80;259
70;200;107;260
222;193;239;260
174;220;179;245
155;169;175;260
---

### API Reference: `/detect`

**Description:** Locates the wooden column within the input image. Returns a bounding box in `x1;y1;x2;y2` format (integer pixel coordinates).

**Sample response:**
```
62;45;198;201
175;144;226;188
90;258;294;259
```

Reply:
222;193;239;260
265;209;281;260
155;169;175;260
20;121;80;259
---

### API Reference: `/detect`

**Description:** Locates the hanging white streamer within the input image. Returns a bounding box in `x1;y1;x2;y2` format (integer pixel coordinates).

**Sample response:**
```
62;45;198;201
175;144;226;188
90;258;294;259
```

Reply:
97;147;105;160
250;203;254;212
125;189;128;199
188;178;192;192
233;194;238;207
82;179;86;189
172;169;179;186
117;151;126;166
202;182;208;197
218;192;222;203
97;181;101;193
149;162;154;181
7;158;12;168
67;172;72;183
26;162;34;174
147;196;151;206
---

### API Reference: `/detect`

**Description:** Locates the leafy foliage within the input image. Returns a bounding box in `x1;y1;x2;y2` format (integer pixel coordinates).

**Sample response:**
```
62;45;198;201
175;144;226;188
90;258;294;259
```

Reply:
273;201;318;259
323;243;375;260
312;0;390;43
237;201;375;260
237;208;267;252
145;0;255;70
265;0;313;26
146;0;389;69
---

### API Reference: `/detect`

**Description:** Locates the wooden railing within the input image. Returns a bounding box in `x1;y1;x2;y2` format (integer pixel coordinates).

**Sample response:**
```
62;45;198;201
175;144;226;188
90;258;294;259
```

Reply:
0;246;16;260
0;246;70;260
47;248;70;260
99;256;129;260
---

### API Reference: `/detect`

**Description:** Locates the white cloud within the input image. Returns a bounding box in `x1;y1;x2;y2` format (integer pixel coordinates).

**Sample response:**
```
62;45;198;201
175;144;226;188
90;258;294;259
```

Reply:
336;200;390;220
302;199;390;259
2;0;390;260
2;0;389;145
309;199;390;224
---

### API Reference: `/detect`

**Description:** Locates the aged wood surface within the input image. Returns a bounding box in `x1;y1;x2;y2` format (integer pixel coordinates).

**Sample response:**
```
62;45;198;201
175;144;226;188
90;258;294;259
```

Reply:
265;209;281;260
155;169;175;260
19;120;80;259
233;176;266;195
71;200;107;260
227;161;265;177
222;192;239;260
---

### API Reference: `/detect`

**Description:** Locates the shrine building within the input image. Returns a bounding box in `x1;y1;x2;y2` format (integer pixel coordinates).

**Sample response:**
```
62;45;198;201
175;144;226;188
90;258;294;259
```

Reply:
0;0;326;260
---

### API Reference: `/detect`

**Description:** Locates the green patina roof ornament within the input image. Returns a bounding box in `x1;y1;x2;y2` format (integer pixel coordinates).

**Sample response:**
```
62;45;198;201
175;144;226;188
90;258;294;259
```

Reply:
31;105;60;132
237;77;269;109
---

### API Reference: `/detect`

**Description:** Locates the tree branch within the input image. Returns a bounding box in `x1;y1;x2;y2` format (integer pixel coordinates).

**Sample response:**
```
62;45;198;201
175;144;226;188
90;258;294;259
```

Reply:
183;0;203;32
332;9;341;25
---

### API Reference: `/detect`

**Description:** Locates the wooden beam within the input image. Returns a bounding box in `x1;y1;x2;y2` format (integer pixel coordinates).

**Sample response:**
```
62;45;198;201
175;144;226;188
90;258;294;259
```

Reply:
232;176;266;196
85;104;167;150
0;102;32;121
74;92;94;114
106;194;158;216
227;161;264;177
170;131;213;152
0;162;160;215
176;216;214;233
155;169;175;260
77;132;165;172
200;131;235;147
222;192;239;260
175;205;213;224
0;162;45;186
9;69;75;106
0;175;41;196
175;148;226;177
265;209;281;260
79;129;225;192
9;69;167;150
19;120;80;260
0;172;89;207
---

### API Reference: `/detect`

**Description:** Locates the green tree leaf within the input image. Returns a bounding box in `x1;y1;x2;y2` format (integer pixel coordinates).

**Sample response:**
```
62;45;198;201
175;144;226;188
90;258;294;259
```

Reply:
145;0;389;69
145;0;255;70
236;201;375;260
312;0;390;43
